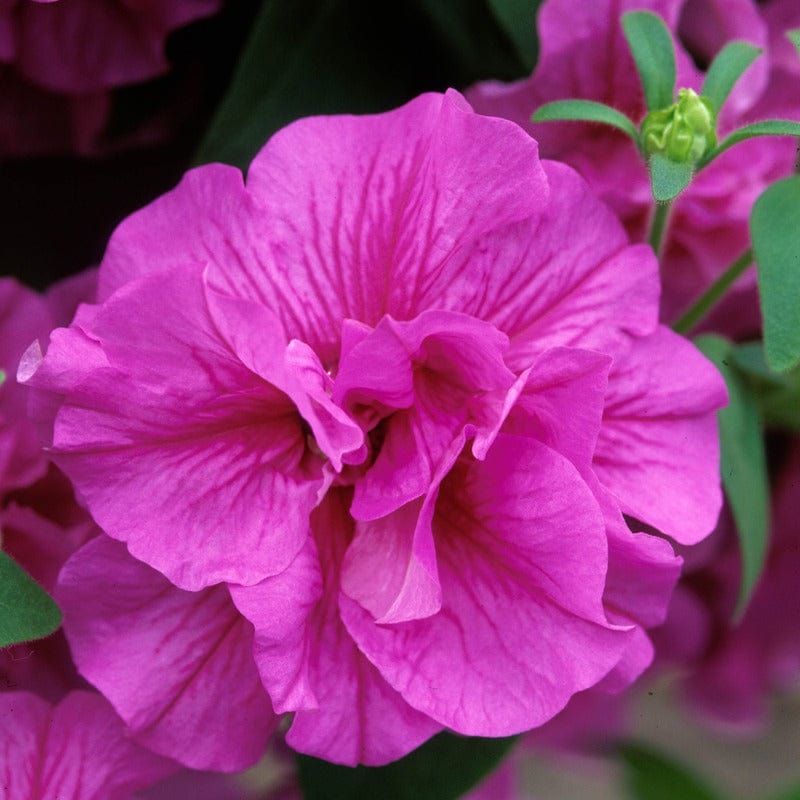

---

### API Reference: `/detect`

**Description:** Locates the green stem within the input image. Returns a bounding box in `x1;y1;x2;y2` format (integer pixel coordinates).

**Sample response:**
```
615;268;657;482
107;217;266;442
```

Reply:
672;248;754;334
648;201;672;256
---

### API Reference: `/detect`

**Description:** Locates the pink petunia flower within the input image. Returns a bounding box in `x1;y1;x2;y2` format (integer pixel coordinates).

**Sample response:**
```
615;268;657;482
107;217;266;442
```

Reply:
25;90;726;765
56;536;278;772
466;0;799;335
0;690;176;799
651;442;800;733
0;271;99;703
0;270;97;494
0;0;222;155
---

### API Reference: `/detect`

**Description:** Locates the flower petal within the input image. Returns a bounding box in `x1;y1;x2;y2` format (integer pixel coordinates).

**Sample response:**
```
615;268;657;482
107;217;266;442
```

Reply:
26;264;322;589
204;281;364;470
236;90;547;352
57;537;277;771
343;435;632;735
339;311;516;519
503;346;611;470
229;537;324;714
98;164;253;301
436;161;660;369
238;490;442;766
594;326;728;544
341;494;442;625
0;690;176;800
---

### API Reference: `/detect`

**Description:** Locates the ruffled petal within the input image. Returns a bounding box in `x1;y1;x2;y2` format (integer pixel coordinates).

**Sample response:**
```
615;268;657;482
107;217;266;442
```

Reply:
336;311;515;519
238;490;441;766
57;537;277;771
436;161;660;369
237;90;548;352
594;326;727;544
343;436;632;736
24;264;323;589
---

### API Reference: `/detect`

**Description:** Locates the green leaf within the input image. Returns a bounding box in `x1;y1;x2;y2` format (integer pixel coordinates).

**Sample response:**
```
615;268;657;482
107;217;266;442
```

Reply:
702;41;762;113
618;743;723;800
196;0;528;169
531;99;640;141
621;11;676;111
699;119;800;166
750;175;800;372
694;335;769;618
486;0;544;71
788;29;800;59
648;153;693;202
0;551;62;647
731;341;800;432
769;782;800;800
297;733;517;800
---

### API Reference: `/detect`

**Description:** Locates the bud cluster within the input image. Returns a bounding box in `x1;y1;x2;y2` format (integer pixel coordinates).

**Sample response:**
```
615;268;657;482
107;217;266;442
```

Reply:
641;88;717;163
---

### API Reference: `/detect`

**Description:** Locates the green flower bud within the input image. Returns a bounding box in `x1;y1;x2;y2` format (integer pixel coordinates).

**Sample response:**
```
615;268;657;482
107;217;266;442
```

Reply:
641;88;717;163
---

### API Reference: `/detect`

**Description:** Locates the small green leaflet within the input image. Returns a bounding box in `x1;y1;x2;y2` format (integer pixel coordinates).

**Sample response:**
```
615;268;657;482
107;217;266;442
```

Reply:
649;153;693;202
732;341;800;433
695;335;769;618
0;551;62;647
788;29;800;59
618;743;723;800
699;119;800;167
750;176;800;372
297;732;517;800
621;11;676;111
769;782;800;800
531;99;640;142
701;41;762;113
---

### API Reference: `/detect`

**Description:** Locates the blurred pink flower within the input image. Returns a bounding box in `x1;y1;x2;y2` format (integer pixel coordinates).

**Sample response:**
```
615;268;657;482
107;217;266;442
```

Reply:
0;0;222;155
0;690;176;799
0;271;98;704
0;271;96;493
652;442;800;733
25;90;725;765
467;0;799;336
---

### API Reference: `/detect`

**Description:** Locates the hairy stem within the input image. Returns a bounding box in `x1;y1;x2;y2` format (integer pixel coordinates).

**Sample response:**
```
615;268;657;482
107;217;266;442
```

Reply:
648;201;672;256
673;248;754;334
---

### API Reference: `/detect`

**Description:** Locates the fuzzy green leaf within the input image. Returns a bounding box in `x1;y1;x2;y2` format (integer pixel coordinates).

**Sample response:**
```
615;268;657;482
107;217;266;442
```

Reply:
298;733;517;800
788;29;800;58
531;99;640;141
648;153;693;202
732;341;800;432
702;41;762;112
618;743;723;800
699;119;800;167
621;11;676;111
0;551;62;647
750;175;800;372
695;335;769;618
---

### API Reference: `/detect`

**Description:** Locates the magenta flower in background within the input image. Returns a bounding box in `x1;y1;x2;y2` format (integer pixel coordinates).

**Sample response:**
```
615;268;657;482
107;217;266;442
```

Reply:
651;442;800;733
24;90;726;766
0;270;98;703
0;690;176;799
467;0;800;336
0;0;222;155
0;278;56;492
